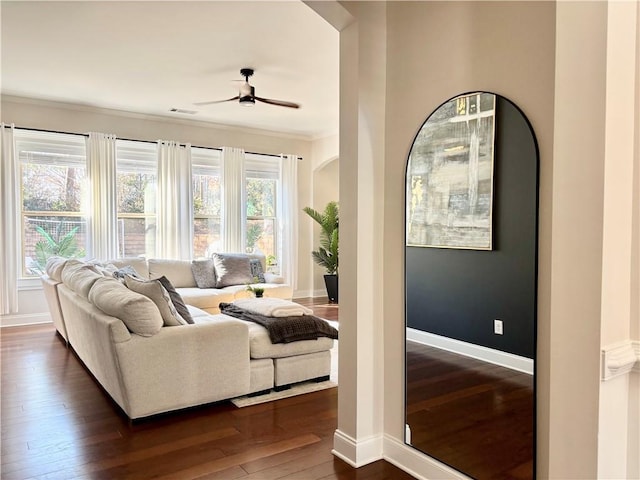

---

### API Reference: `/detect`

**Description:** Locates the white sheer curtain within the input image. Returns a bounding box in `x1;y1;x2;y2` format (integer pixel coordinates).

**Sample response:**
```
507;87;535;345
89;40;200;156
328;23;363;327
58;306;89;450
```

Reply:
156;141;193;260
221;147;245;253
278;154;298;290
0;124;19;314
86;132;118;260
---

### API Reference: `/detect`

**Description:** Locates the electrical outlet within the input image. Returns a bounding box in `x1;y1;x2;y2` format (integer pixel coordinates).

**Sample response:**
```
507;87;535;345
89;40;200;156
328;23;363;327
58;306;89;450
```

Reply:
494;319;503;335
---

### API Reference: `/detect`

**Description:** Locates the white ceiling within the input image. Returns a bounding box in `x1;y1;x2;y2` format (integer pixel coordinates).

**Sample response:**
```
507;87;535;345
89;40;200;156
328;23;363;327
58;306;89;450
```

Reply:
0;1;339;139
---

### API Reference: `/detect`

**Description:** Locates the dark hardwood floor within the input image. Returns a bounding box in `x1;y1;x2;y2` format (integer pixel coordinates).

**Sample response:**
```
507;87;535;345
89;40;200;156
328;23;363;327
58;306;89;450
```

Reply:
1;298;415;480
406;341;534;480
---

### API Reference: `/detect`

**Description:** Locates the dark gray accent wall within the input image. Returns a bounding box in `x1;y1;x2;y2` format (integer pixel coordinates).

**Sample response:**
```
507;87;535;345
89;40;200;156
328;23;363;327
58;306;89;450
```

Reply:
406;96;538;359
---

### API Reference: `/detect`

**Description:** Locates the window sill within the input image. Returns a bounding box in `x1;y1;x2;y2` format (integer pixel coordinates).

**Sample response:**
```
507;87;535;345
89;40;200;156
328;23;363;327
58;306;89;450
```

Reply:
17;277;44;291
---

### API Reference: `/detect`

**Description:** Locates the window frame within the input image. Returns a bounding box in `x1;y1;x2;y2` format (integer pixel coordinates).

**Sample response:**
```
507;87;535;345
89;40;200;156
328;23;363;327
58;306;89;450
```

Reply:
15;129;87;279
192;147;222;258
244;153;279;260
115;140;158;258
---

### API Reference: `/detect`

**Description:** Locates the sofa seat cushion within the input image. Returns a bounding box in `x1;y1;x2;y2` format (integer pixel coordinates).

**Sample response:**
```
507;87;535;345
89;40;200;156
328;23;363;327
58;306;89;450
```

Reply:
186;304;214;322
242;319;334;359
176;288;236;311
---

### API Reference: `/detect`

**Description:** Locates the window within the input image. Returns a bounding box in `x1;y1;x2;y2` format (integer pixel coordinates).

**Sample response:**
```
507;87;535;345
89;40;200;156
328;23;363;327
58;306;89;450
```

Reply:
16;130;87;276
245;154;278;262
192;147;221;258
116;141;157;258
13;129;290;280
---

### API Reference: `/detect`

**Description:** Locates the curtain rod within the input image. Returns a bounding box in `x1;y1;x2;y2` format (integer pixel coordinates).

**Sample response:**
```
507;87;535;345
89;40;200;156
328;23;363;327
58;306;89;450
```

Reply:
2;125;303;160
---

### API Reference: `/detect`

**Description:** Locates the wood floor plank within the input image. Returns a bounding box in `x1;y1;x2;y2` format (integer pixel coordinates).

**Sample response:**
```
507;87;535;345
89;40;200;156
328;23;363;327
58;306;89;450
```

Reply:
153;433;322;480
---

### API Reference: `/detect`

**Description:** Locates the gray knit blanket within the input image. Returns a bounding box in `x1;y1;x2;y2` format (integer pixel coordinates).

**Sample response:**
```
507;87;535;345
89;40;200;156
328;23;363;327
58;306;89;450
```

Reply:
219;302;338;344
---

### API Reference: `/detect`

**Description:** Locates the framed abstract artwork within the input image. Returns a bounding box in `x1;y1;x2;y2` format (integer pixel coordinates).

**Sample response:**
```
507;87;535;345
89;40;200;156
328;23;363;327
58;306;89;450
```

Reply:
406;92;496;250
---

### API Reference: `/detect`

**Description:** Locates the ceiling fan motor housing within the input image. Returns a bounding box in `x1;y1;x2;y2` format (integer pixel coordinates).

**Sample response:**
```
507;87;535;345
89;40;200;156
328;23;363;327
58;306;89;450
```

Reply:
239;84;255;106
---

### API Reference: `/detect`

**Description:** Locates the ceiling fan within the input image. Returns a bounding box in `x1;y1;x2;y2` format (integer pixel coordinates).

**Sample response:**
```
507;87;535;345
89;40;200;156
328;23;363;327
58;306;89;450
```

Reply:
194;68;300;109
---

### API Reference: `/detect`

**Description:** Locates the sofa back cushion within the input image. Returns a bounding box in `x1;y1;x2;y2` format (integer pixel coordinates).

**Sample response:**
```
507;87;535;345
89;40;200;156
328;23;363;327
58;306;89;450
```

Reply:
148;259;197;288
45;256;68;282
61;260;103;299
88;277;163;337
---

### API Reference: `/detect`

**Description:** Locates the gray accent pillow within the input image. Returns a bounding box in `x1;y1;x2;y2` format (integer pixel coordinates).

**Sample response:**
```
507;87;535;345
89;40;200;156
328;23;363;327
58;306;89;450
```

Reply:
191;258;217;288
249;259;266;283
157;276;194;324
212;253;253;288
124;275;188;327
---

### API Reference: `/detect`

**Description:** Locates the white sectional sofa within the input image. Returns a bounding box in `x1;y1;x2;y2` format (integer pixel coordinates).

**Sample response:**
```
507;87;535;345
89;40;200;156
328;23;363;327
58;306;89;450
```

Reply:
41;255;335;420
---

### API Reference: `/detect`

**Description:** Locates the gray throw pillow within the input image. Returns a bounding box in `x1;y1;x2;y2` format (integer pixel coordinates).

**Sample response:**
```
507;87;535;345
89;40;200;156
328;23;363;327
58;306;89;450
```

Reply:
212;253;253;288
113;265;143;281
157;276;194;324
249;259;266;283
124;275;188;327
191;258;217;288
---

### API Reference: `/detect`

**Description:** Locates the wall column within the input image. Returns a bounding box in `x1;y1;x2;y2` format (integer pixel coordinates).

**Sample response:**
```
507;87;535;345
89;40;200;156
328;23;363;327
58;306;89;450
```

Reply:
548;2;607;478
331;1;388;467
598;1;639;478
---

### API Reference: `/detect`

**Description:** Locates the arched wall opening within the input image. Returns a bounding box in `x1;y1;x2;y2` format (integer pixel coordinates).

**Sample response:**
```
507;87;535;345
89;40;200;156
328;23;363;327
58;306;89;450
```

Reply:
310;156;340;296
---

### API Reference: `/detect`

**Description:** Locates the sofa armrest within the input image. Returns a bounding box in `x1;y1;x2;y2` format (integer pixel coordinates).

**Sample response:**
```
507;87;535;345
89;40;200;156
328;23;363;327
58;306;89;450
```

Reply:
114;317;251;418
41;275;68;342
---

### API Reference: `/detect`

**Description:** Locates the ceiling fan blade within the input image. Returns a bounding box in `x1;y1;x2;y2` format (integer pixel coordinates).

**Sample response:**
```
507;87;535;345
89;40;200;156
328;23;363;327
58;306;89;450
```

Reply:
193;96;239;106
255;96;300;109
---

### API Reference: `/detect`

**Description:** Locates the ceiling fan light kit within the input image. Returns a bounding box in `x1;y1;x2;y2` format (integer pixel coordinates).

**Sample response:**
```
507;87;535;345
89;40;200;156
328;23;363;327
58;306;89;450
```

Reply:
194;68;300;109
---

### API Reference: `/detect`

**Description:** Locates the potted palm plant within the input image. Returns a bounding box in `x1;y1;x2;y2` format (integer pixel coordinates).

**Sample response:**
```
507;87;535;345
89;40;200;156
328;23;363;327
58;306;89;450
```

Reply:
303;201;338;303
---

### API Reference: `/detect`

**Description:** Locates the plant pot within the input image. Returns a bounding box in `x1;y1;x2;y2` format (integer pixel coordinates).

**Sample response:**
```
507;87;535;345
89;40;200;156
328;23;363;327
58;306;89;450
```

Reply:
324;274;338;304
255;291;264;298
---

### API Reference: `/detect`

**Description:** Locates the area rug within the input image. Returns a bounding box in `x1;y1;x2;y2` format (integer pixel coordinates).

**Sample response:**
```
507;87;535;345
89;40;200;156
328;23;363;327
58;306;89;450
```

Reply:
231;321;338;408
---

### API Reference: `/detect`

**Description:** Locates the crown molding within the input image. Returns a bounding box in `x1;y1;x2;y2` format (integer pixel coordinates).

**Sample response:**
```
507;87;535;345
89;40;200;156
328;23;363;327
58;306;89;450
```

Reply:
1;94;314;142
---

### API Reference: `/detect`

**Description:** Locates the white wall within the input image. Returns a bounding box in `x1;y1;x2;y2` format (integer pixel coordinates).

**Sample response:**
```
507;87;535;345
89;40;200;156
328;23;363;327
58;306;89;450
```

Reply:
383;2;557;477
311;143;339;296
299;134;339;298
311;1;639;479
0;95;316;324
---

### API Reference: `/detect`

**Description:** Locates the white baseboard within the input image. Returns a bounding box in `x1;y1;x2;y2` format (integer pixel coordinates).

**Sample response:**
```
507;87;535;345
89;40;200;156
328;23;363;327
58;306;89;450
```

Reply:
332;429;383;467
1;312;51;328
292;289;328;299
383;434;471;480
406;328;534;375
